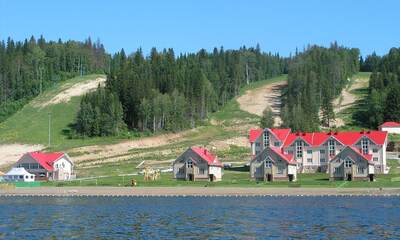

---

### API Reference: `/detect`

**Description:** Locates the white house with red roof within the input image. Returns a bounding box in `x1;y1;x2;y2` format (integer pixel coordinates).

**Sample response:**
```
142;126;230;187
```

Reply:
379;122;400;134
249;128;389;179
329;146;376;181
14;152;74;181
250;146;297;181
173;146;223;181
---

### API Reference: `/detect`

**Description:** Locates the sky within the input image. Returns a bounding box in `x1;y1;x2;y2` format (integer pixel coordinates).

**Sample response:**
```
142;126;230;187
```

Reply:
0;0;399;56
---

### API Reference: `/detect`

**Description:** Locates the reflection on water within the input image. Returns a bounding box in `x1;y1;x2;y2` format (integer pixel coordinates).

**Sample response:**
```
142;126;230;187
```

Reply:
0;196;399;239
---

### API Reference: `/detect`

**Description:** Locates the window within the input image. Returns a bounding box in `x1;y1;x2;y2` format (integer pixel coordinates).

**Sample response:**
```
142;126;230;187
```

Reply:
277;166;284;174
30;176;34;179
263;130;270;147
373;157;379;162
255;151;260;155
307;158;312;163
200;168;205;174
334;167;341;174
265;159;272;168
296;141;303;158
320;158;326;163
307;150;312;154
320;149;325;154
361;139;369;154
328;139;335;156
357;167;365;174
187;159;193;168
255;143;260;147
344;159;352;168
274;142;280;147
178;168;184;174
373;149;378;153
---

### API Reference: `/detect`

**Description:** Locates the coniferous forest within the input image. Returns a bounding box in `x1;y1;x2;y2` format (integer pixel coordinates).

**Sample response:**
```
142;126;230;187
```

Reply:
0;36;109;122
282;44;360;131
75;46;287;136
360;47;400;128
1;36;399;137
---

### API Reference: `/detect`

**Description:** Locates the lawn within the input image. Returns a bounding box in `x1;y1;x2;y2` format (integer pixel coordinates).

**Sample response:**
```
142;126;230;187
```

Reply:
42;162;400;188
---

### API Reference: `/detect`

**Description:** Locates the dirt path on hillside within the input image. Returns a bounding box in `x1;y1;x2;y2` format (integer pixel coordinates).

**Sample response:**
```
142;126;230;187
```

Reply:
70;131;190;163
237;81;287;126
40;76;106;107
333;77;369;127
0;144;44;166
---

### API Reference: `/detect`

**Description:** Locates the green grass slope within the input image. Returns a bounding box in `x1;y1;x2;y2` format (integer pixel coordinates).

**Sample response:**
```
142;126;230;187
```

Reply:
0;74;114;149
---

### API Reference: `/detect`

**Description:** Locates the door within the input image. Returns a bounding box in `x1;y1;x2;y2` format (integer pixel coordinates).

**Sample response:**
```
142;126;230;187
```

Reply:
346;174;352;181
209;174;215;182
266;173;272;182
188;174;194;181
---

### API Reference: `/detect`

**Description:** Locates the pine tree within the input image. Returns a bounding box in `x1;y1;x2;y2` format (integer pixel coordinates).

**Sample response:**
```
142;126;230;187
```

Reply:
260;106;274;128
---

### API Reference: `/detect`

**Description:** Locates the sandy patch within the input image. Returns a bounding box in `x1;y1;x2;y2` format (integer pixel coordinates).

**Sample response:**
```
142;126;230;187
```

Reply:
237;81;287;126
208;136;249;151
70;130;193;163
0;144;44;166
40;77;106;107
333;77;369;127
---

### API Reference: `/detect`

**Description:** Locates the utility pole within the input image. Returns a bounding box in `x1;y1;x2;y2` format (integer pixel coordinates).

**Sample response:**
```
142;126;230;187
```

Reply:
48;112;51;147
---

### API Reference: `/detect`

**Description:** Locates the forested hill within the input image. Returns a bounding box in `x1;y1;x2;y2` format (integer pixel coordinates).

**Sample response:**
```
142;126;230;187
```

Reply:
0;36;109;122
75;46;288;136
281;44;360;131
361;47;400;128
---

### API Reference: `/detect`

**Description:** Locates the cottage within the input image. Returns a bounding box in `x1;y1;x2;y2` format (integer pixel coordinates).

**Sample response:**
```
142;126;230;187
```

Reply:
14;152;74;181
173;146;223;181
379;122;400;134
329;146;375;181
249;128;389;175
250;146;297;181
4;168;35;182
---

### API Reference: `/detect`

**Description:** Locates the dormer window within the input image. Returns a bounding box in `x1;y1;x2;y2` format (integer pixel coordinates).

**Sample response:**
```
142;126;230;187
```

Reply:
263;130;270;148
328;139;335;156
265;158;272;168
344;159;352;168
361;138;369;154
187;159;193;168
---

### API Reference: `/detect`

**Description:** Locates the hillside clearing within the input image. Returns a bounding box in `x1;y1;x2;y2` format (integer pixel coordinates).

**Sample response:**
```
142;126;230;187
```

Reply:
0;144;44;166
334;72;371;127
39;76;106;107
236;75;287;126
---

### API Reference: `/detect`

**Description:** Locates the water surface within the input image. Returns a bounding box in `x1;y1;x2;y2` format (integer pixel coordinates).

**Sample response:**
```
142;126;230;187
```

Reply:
0;196;399;239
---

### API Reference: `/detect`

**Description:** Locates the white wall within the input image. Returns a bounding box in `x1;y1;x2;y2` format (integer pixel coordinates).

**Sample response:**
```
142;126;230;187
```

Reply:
53;157;73;180
209;166;222;180
380;127;400;134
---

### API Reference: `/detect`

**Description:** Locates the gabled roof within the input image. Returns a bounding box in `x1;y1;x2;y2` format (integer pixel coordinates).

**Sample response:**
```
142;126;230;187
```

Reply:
330;146;373;163
249;128;263;143
270;128;291;142
380;122;400;127
269;147;296;165
190;147;222;167
28;152;65;171
249;128;291;143
282;130;388;147
5;167;35;176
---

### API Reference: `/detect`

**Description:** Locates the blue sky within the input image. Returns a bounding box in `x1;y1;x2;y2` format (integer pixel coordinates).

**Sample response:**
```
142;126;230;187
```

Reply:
0;0;399;56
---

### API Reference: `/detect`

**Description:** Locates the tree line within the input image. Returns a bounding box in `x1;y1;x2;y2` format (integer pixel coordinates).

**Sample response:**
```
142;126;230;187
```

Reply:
74;46;287;136
281;43;360;131
360;47;400;128
0;36;109;122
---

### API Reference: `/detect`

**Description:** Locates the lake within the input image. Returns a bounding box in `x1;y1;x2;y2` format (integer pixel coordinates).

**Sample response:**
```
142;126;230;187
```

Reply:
0;196;399;239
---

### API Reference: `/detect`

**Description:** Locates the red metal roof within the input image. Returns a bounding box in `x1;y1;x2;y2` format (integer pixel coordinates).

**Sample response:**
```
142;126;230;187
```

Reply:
348;146;373;162
249;128;263;143
28;152;64;171
282;130;387;147
191;147;222;167
380;122;400;127
269;147;296;165
249;128;291;143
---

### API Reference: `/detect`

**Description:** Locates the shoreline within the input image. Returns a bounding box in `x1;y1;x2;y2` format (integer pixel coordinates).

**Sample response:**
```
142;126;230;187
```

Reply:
1;187;400;197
